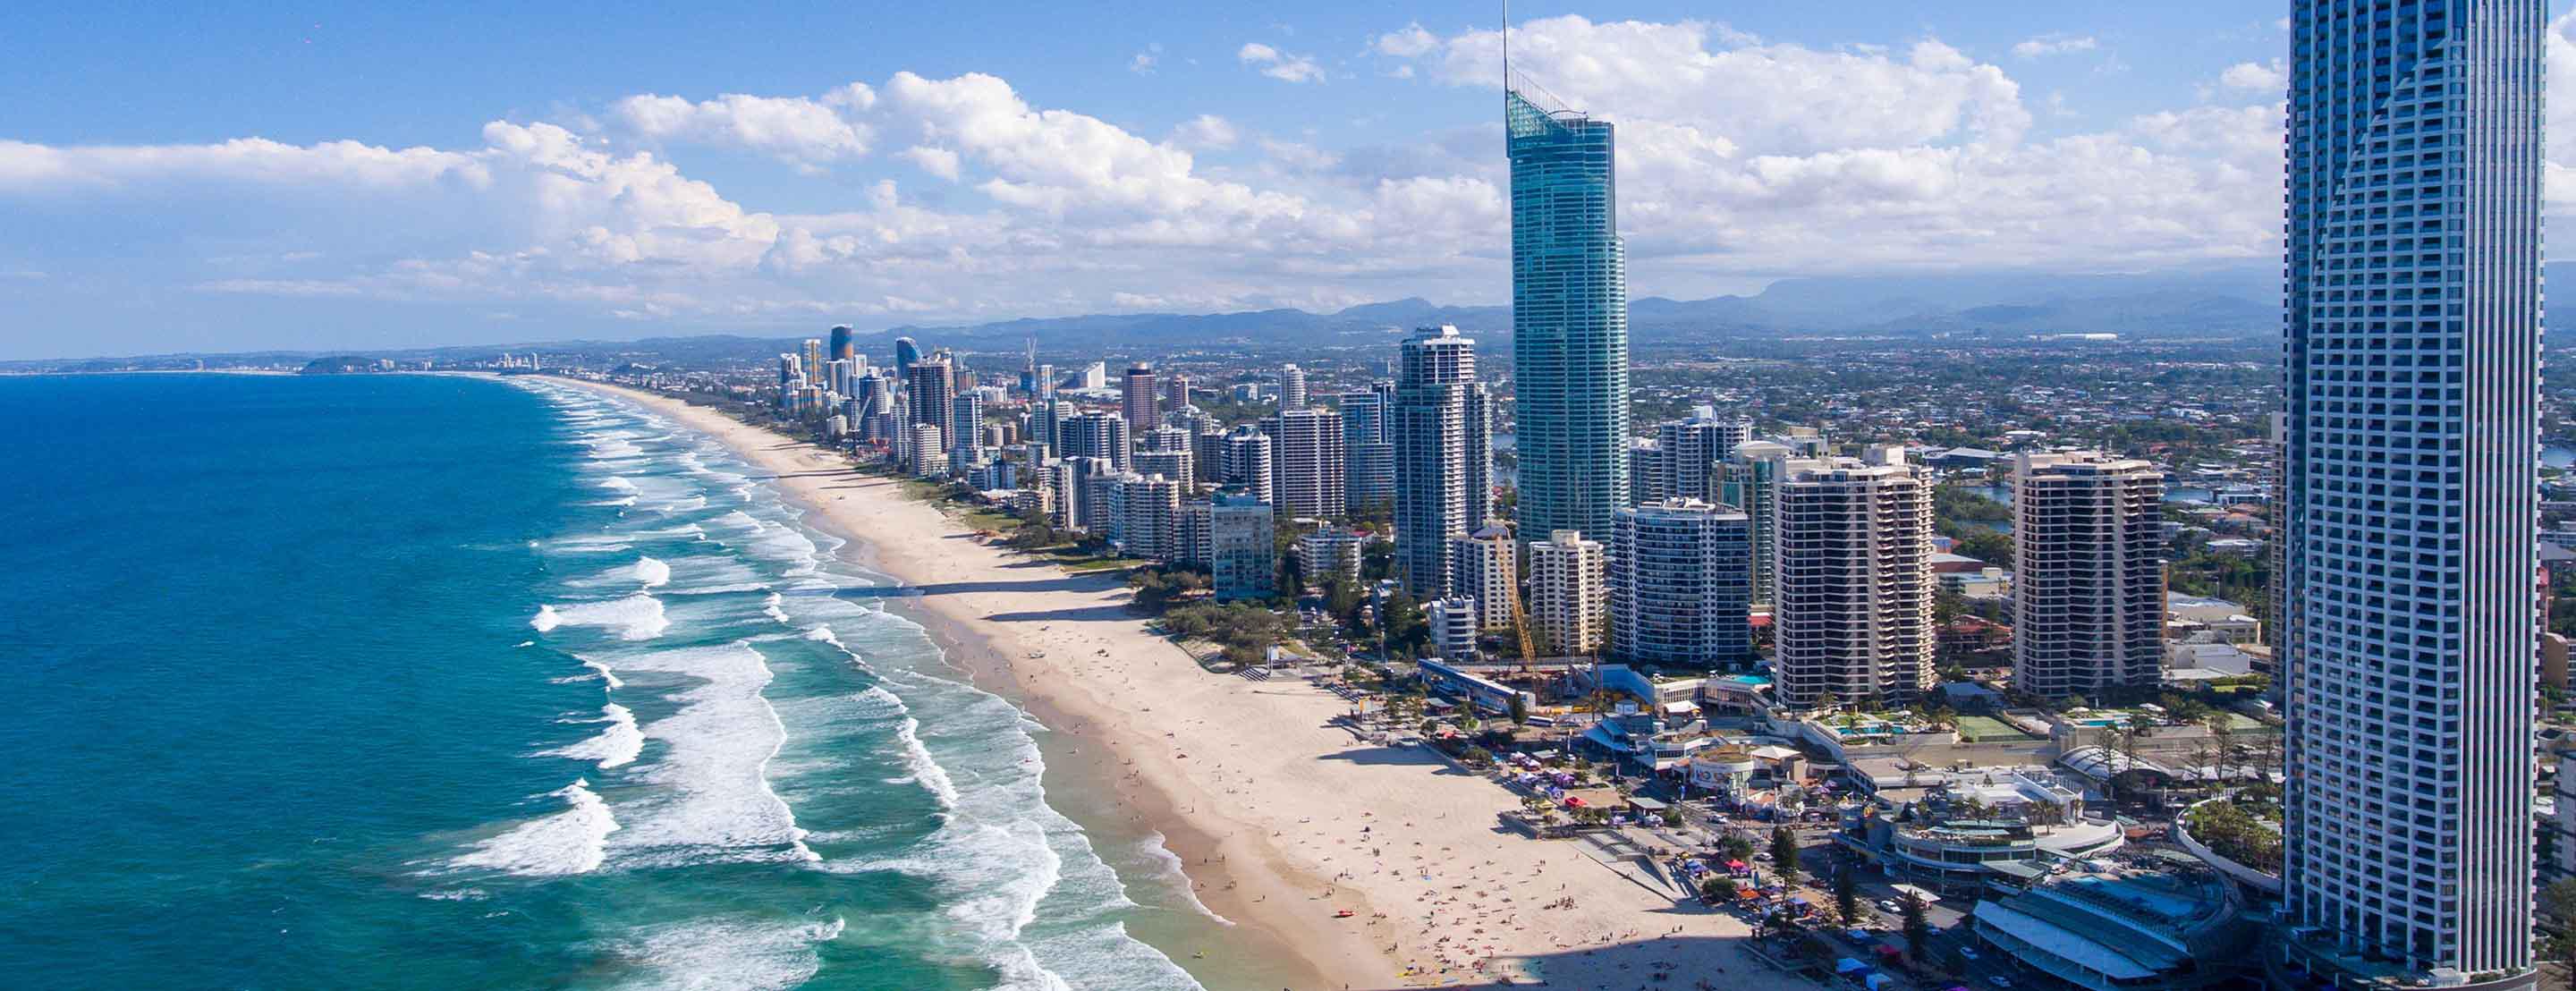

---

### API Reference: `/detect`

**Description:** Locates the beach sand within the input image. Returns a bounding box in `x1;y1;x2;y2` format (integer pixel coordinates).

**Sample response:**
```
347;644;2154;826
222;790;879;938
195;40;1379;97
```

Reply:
555;378;1811;991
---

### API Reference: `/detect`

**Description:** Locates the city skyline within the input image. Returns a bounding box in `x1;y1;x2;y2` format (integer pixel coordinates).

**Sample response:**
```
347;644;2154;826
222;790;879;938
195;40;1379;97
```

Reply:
13;3;2576;359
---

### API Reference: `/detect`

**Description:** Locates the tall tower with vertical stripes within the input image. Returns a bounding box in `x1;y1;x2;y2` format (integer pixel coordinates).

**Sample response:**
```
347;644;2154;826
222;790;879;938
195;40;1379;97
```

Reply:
1507;85;1627;547
2279;2;2543;984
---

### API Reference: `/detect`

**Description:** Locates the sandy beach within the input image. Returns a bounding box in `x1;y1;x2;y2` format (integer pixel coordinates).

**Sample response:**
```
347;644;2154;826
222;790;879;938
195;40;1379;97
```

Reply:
555;378;1812;991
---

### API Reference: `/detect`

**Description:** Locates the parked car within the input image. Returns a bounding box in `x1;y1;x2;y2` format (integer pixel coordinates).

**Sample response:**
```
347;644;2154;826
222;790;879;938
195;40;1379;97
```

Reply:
1960;946;1979;961
1877;900;1902;913
1988;978;2012;988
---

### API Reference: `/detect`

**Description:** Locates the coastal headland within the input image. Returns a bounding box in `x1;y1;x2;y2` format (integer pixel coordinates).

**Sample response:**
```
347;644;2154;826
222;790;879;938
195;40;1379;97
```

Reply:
550;377;1805;991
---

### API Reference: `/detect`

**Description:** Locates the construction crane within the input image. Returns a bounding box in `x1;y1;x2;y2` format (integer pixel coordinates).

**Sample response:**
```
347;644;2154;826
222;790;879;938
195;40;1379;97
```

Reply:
1509;580;1542;678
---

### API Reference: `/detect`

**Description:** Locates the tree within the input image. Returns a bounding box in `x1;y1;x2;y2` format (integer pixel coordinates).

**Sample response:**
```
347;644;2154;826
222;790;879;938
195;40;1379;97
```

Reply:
1701;875;1738;903
1722;834;1757;862
1381;591;1429;656
1325;577;1366;631
1275;548;1306;600
1769;826;1802;885
2205;714;2239;782
1834;865;1860;924
1509;692;1530;726
1953;529;2012;567
1900;892;1931;959
2540;878;2576;970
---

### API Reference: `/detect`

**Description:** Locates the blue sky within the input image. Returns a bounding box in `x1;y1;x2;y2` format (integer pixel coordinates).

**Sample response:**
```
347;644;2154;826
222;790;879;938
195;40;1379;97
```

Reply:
2;2;2571;359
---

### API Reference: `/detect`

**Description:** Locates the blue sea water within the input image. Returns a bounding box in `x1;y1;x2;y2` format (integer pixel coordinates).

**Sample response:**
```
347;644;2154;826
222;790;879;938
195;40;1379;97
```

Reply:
0;374;1211;990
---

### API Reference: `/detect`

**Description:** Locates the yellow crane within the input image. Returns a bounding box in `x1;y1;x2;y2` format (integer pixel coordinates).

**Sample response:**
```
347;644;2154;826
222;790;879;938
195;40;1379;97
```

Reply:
1510;579;1542;678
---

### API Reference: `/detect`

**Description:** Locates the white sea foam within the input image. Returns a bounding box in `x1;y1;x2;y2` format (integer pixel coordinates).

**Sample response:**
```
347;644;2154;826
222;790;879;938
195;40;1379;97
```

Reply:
598;476;639;492
451;779;619;877
607;916;843;991
762;592;791;624
602;641;817;865
889;712;961;809
633;556;672;589
580;656;624;690
548;703;645;769
1136;831;1233;926
530;595;668;640
419;888;487;902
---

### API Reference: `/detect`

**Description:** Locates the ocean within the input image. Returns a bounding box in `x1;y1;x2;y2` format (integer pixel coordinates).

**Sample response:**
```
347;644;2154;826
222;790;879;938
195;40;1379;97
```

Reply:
0;374;1219;990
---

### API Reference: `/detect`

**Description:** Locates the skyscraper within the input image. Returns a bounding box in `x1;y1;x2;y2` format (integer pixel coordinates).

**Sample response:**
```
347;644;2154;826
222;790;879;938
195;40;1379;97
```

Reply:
1508;88;1629;546
1123;363;1160;431
1653;409;1750;504
1340;382;1397;515
1611;499;1752;666
903;355;954;453
1263;407;1344;520
1165;372;1191;413
1445;521;1518;630
827;325;854;363
1058;411;1131;474
1721;441;1801;608
1279;363;1307;411
2010;452;2163;700
1393;326;1494;597
2279;3;2543;983
1209;490;1275;601
1772;447;1932;708
948;391;984;466
893;336;919;384
1529;529;1606;657
1219;427;1273;504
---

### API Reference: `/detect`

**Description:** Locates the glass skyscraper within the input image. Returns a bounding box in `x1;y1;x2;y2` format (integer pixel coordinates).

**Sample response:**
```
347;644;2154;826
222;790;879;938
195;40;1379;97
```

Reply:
1508;88;1628;546
2279;1;2543;985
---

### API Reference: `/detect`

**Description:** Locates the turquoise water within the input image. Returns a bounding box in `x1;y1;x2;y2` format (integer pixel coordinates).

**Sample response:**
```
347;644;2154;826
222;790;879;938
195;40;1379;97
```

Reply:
0;374;1210;990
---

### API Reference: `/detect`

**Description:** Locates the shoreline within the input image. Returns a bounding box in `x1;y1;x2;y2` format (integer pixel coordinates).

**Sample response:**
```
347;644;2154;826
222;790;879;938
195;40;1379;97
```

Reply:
544;376;1813;991
545;377;1373;989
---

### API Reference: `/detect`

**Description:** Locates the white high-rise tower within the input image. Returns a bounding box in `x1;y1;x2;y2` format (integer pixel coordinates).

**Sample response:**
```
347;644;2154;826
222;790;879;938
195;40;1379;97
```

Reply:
2278;2;2544;984
1393;326;1494;597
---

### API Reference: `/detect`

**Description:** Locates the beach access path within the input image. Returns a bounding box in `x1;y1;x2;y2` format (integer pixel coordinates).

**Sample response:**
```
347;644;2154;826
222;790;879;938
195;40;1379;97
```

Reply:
555;378;1817;991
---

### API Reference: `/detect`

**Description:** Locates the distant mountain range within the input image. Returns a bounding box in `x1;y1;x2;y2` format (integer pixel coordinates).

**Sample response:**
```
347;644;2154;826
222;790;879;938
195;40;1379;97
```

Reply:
20;261;2573;368
874;266;2307;349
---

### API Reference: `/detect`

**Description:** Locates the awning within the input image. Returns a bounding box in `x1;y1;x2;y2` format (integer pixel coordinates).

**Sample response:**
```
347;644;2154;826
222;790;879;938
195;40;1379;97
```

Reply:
1972;902;2158;980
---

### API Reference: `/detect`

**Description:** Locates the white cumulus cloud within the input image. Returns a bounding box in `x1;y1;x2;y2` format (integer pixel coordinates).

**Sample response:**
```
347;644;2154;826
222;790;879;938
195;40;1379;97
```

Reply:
1238;42;1326;83
2011;34;2100;58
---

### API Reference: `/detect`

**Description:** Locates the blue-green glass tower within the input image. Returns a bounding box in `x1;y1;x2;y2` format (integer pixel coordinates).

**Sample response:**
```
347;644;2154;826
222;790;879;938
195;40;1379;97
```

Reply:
1508;88;1628;546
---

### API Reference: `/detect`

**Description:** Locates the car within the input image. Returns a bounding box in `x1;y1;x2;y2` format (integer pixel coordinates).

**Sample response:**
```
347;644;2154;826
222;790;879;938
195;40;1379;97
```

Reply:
1877;900;1902;913
1988;978;2012;989
1960;947;1979;961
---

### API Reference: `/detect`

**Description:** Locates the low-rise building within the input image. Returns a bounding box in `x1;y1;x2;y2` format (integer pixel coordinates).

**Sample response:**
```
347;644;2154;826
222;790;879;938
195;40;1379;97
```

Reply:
1970;857;2254;991
1424;597;1479;660
1295;528;1365;586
